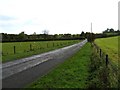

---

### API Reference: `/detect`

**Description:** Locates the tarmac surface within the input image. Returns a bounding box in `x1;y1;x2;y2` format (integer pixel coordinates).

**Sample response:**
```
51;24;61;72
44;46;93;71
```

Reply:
2;39;87;88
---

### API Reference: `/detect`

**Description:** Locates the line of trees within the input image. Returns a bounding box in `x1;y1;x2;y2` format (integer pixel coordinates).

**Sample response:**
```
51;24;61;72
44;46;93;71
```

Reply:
103;28;120;33
95;28;120;38
1;31;89;42
1;28;120;42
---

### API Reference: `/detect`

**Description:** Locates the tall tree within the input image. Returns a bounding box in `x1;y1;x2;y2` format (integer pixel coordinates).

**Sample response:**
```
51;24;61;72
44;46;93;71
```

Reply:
18;31;26;41
42;30;49;40
109;28;114;32
80;31;85;37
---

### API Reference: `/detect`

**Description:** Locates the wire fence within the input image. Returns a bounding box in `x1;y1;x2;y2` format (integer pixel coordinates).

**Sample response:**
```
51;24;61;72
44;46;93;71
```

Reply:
92;42;118;87
2;41;80;56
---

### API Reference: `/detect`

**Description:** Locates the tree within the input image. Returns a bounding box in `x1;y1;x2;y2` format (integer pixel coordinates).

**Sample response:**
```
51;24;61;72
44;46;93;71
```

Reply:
58;34;64;38
80;31;85;37
103;28;109;33
53;34;58;39
42;30;49;40
109;28;114;32
42;30;49;35
87;33;95;42
64;34;71;38
33;32;36;35
84;32;95;42
18;31;26;41
103;28;115;33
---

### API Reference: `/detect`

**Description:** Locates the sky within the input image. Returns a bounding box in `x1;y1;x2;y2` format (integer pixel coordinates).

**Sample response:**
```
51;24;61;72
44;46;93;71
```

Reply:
0;0;119;35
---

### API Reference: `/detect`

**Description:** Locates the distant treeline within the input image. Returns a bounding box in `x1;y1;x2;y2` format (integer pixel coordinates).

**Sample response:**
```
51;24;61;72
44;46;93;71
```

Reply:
1;28;120;42
95;28;120;38
1;32;86;42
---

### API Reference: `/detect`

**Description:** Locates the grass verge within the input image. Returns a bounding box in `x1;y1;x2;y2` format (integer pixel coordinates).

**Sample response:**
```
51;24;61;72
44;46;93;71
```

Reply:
26;43;92;88
87;43;118;88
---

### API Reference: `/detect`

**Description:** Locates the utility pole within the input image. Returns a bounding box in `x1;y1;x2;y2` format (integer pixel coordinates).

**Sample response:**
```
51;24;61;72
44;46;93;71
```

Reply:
91;22;92;33
91;22;93;43
118;2;120;30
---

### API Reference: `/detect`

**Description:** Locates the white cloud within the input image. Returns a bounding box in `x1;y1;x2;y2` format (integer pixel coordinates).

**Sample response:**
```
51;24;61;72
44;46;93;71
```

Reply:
0;0;119;34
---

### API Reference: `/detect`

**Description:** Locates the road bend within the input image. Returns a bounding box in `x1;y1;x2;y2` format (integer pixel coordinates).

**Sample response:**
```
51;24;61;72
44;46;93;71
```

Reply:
2;39;87;88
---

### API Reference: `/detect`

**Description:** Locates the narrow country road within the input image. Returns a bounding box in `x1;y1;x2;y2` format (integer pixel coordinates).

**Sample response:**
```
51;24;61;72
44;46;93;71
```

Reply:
2;39;87;88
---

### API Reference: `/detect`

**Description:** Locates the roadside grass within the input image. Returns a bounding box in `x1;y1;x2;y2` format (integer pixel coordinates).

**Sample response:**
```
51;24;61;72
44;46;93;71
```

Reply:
95;36;118;65
2;40;80;63
88;44;118;88
26;43;91;88
87;45;110;88
94;36;119;88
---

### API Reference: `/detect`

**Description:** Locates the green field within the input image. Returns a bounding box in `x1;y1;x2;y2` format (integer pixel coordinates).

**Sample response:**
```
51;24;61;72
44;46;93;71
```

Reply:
2;40;81;63
95;36;118;64
26;43;91;88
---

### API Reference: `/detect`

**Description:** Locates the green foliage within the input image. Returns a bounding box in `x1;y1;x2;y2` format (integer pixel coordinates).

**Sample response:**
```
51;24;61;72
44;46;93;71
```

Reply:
1;32;85;42
87;33;95;43
80;31;85;37
2;40;80;62
103;28;115;33
89;42;118;88
26;43;92;88
18;31;27;41
87;46;110;88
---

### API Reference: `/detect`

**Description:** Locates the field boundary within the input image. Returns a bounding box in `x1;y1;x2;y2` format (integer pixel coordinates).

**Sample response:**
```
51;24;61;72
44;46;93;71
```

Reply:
92;42;118;87
2;40;81;63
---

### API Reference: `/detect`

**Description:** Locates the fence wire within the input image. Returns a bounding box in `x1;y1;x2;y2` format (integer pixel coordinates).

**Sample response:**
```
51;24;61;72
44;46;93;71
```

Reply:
92;42;119;87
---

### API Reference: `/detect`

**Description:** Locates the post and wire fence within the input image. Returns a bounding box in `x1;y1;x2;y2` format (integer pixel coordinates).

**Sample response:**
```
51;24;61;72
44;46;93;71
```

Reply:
92;42;118;87
2;40;81;56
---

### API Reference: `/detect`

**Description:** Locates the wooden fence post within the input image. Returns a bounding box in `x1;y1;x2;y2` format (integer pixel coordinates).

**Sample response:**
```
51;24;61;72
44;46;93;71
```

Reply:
106;54;108;67
30;44;32;51
100;49;102;57
14;46;16;54
47;43;48;48
53;43;54;47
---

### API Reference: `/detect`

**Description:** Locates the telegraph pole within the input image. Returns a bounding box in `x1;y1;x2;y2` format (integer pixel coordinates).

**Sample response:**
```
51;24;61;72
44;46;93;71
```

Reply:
91;22;93;43
91;22;92;33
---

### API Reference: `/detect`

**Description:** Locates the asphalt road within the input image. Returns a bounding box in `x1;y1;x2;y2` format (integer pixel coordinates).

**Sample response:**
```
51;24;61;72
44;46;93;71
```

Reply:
2;39;87;88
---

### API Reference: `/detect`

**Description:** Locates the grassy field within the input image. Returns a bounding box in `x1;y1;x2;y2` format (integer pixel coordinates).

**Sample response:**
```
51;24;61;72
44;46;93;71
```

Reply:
104;32;118;36
26;43;91;88
2;40;81;63
95;36;118;64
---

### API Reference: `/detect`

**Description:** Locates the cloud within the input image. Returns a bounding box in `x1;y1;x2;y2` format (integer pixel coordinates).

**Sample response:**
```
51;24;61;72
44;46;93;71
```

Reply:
0;16;45;34
0;15;16;21
0;0;119;34
0;15;33;33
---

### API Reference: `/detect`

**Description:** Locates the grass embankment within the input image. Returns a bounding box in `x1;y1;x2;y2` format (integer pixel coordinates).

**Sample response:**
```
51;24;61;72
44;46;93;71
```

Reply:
27;43;91;88
2;40;80;63
88;43;118;88
88;45;110;88
95;36;118;64
92;36;119;88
